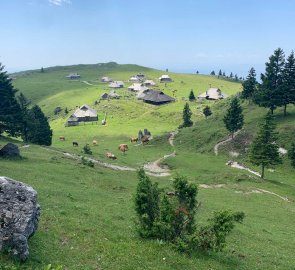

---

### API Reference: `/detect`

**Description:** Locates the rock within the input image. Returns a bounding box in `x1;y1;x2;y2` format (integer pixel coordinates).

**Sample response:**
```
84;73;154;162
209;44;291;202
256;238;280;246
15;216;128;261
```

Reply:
0;143;20;158
0;176;40;261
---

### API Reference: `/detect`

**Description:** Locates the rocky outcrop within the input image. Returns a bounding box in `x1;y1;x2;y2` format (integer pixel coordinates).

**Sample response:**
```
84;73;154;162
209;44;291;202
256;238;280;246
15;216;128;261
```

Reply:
0;176;40;261
0;143;20;158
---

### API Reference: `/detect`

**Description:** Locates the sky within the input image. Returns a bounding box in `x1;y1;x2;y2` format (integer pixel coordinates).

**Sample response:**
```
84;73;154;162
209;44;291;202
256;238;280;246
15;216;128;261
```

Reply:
1;0;295;77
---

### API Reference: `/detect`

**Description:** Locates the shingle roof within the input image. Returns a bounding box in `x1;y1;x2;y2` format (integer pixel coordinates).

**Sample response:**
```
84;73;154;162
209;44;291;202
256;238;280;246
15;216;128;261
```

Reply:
142;90;175;103
73;104;97;118
198;88;227;100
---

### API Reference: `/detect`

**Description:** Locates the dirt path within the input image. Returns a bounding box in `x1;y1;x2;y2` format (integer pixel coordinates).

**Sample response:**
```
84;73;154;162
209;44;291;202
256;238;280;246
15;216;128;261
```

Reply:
226;160;261;177
81;80;96;86
168;131;178;146
214;130;241;156
144;151;176;177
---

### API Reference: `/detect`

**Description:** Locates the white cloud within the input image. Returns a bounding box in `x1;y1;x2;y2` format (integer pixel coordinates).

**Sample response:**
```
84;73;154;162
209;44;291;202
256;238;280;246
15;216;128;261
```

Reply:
49;0;71;6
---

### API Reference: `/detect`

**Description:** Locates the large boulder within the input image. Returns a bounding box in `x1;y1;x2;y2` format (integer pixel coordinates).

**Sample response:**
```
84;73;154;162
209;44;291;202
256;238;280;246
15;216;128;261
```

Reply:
0;176;40;261
0;143;20;158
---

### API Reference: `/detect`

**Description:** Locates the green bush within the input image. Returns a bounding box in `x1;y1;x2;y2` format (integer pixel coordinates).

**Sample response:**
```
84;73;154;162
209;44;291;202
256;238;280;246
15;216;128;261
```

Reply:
81;156;94;168
83;144;92;155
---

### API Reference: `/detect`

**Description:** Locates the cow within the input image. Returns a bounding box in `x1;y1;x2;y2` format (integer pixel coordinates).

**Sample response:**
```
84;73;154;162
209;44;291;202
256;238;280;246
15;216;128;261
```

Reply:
72;141;79;147
130;137;138;143
118;144;128;154
141;136;150;145
59;136;65;141
92;140;98;146
106;152;117;160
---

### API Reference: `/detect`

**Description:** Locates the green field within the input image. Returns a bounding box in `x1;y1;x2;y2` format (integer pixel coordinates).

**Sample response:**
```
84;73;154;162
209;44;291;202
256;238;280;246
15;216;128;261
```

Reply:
1;63;295;270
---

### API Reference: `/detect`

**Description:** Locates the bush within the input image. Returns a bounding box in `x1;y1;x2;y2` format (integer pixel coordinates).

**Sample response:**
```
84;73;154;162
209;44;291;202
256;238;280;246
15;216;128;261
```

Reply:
81;156;94;167
83;144;92;155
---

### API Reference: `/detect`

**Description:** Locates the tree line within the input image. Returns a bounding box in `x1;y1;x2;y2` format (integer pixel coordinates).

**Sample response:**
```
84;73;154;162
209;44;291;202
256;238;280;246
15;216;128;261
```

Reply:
0;63;52;145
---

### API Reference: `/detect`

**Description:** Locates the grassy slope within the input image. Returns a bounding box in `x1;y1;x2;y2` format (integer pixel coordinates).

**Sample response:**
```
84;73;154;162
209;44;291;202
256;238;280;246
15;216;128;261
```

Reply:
1;64;295;269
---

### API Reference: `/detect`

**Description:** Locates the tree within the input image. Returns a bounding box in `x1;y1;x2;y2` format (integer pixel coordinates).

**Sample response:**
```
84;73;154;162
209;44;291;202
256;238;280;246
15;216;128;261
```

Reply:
234;74;238;81
241;67;257;100
253;48;285;114
134;169;160;237
229;72;233;78
179;103;193;128
27;105;52;146
188;90;196;101
288;142;295;169
210;71;215;76
218;69;222;76
17;93;31;142
282;51;295;115
250;112;281;178
223;97;244;138
203;106;212;118
222;72;226;77
41;67;44;73
0;63;23;136
64;107;69;114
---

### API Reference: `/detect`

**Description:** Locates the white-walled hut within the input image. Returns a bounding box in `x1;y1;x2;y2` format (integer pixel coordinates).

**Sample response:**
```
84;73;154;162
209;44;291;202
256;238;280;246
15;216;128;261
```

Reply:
66;104;98;126
143;80;156;87
109;81;124;88
66;73;81;79
101;76;112;83
128;83;149;92
198;88;227;100
159;75;172;82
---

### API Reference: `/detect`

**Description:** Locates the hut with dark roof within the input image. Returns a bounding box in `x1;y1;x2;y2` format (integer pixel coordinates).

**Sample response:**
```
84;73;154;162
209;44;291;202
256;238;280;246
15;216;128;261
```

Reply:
142;90;175;105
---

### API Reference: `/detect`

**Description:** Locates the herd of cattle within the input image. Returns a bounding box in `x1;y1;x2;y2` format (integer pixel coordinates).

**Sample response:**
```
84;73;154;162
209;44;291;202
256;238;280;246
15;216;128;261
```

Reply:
59;135;151;160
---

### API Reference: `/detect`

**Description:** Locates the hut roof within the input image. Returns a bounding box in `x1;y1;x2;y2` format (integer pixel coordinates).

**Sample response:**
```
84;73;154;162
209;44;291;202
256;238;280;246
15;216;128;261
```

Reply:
143;80;156;86
159;74;171;80
198;88;227;100
142;90;175;104
128;83;149;92
73;104;97;118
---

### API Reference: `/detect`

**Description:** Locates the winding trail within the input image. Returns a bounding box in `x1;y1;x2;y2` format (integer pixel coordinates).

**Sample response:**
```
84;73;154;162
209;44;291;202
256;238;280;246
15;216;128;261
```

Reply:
214;130;241;156
81;80;96;86
226;161;261;177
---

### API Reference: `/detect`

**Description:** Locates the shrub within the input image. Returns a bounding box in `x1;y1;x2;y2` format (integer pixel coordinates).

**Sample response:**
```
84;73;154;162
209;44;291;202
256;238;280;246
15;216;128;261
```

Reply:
81;156;94;167
83;144;92;155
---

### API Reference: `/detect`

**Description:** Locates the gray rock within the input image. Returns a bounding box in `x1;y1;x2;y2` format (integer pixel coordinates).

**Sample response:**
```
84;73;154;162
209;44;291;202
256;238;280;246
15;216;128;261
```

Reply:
0;143;20;158
0;176;40;261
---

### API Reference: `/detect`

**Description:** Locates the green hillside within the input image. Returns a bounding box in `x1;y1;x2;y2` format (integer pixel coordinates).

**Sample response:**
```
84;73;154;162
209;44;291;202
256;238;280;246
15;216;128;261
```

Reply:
1;63;295;270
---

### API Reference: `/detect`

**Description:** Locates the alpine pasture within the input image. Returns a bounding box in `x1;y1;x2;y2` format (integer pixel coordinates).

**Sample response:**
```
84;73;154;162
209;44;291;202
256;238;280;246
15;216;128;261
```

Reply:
1;62;295;270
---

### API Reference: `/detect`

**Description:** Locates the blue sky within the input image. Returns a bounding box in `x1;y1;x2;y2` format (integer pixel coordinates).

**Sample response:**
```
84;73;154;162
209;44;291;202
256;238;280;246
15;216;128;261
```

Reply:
1;0;295;76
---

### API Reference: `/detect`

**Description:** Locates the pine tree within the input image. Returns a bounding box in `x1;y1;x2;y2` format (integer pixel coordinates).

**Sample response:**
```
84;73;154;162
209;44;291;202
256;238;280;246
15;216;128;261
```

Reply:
230;72;233;78
188;90;196;101
222;72;226;77
17;93;31;142
0;63;23;136
27;105;52;145
253;48;285;114
288;142;295;169
179;102;193;128
41;67;44;73
250;112;282;178
241;67;257;100
203;106;212;118
218;69;222;76
134;169;160;237
282;51;295;115
210;71;215;76
223;97;244;138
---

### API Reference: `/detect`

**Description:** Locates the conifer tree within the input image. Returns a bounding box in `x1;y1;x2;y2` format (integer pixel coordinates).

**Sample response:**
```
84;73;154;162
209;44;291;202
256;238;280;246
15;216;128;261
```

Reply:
0;63;23;136
188;90;196;101
230;72;233;78
288;142;295;169
27;105;52;145
210;71;215;76
282;51;295;115
241;67;257;100
179;102;193;128
253;48;285;114
223;97;244;138
218;69;222;76
250;112;281;178
17;93;31;142
203;106;212;118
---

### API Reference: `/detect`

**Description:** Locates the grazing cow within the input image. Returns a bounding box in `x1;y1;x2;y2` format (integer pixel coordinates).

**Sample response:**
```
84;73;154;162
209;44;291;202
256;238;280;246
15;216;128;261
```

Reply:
59;136;65;141
141;136;150;145
118;144;128;154
72;141;79;147
130;137;138;143
106;152;117;160
92;140;98;146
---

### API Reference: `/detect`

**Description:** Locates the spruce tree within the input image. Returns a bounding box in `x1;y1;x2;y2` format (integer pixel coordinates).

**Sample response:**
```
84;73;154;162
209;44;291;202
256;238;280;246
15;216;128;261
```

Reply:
218;69;222;76
288;142;295;169
0;63;23;136
253;48;285;114
282;51;295;115
27;105;52;145
210;71;215;76
241;67;257;100
250;112;281;178
179;102;193;128
188;90;196;101
223;97;244;138
17;93;31;142
203;106;212;118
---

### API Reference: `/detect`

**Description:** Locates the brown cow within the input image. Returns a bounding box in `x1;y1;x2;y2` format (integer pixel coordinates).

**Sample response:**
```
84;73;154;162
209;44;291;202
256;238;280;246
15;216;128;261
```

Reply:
118;144;128;154
92;140;98;146
59;136;65;141
130;137;138;143
141;136;150;144
106;152;117;160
